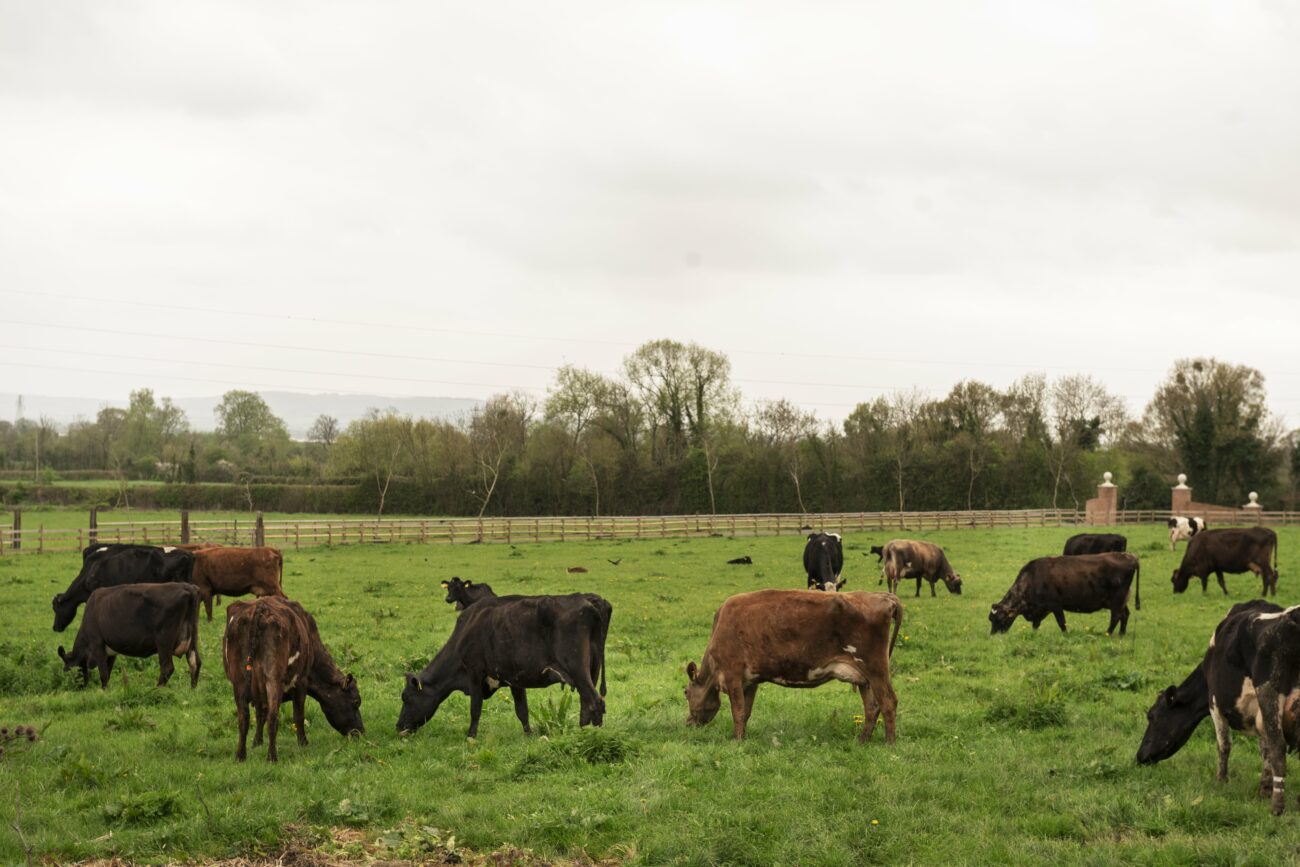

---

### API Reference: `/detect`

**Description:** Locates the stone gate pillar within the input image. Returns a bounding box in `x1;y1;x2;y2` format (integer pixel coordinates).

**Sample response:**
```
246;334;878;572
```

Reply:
1171;473;1191;515
1086;472;1118;525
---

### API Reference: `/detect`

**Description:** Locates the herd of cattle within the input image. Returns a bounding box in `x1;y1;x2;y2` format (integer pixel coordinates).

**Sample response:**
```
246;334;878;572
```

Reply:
39;517;1296;815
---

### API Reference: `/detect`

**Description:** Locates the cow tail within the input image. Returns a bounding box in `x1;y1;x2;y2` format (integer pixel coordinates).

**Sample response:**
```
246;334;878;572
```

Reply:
1134;558;1141;611
276;550;285;592
887;597;904;658
242;605;265;704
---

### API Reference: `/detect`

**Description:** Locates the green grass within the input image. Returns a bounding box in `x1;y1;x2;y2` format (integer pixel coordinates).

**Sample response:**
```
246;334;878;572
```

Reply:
1;526;1298;865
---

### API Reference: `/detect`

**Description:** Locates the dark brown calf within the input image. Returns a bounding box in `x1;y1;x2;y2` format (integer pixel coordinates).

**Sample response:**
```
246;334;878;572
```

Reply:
684;589;902;743
192;547;285;621
222;597;362;762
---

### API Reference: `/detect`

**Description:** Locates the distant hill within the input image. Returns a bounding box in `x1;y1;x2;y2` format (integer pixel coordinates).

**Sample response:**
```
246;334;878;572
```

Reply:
2;391;484;439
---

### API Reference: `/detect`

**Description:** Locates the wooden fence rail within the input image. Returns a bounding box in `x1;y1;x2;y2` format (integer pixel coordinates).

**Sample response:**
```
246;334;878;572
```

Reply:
3;508;1297;556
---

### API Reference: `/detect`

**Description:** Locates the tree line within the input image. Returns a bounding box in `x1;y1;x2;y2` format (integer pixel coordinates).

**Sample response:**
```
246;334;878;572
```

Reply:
2;344;1297;516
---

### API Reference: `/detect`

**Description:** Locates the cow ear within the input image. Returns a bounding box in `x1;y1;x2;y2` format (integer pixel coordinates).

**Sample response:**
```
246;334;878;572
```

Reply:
466;579;473;586
1163;687;1177;705
686;661;698;682
440;581;449;589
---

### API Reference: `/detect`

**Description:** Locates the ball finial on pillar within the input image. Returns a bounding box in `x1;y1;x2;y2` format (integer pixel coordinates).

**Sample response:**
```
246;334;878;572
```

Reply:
1101;472;1114;487
1175;473;1188;489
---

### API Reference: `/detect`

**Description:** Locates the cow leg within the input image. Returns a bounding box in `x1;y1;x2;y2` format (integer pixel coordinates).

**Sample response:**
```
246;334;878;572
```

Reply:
858;684;880;742
727;677;749;740
1031;617;1042;630
293;685;308;746
1216;571;1228;595
929;578;937;598
510;686;532;734
97;653;116;689
1053;610;1067;632
914;578;922;598
467;685;484;738
1258;737;1274;797
1258;686;1288;815
864;675;897;744
234;689;250;762
741;683;758;728
1210;701;1232;782
201;587;214;621
155;639;176;687
265;683;283;762
1118;605;1129;636
187;647;201;689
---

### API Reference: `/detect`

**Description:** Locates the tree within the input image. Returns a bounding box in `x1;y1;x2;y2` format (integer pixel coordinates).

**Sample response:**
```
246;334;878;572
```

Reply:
938;380;1002;510
467;393;533;522
1143;358;1282;504
623;339;736;460
754;399;818;513
307;415;340;446
331;410;409;516
1044;374;1128;509
214;390;291;475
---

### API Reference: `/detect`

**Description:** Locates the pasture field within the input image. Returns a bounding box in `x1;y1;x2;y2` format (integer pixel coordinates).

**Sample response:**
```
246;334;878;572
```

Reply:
2;526;1298;865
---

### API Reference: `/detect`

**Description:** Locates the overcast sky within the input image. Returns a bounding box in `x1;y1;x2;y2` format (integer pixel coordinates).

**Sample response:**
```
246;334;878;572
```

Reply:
2;1;1298;429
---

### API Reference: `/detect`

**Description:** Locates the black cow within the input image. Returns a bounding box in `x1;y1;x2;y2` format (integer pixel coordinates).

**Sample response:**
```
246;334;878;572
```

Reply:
442;577;496;610
1137;601;1300;815
440;577;611;698
804;532;844;591
1063;533;1128;556
868;545;885;562
989;552;1141;636
54;545;193;632
57;583;202;689
1172;527;1279;596
397;592;611;737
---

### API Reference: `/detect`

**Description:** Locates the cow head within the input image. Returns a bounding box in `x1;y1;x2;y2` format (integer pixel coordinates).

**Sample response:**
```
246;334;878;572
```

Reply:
397;672;440;735
945;573;963;595
1136;680;1205;765
315;672;364;737
52;593;78;632
684;661;721;726
443;577;472;610
1170;567;1191;593
989;602;1017;634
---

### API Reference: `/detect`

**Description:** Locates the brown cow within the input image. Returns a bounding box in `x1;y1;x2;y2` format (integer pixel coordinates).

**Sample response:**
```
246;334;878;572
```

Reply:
882;539;963;597
684;589;902;743
191;547;285;621
222;597;363;762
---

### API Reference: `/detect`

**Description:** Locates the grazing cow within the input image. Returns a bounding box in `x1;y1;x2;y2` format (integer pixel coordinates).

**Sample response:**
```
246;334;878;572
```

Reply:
803;532;844;591
53;545;192;632
222;597;363;762
1136;601;1300;815
684;589;902;742
442;577;496;611
1171;527;1279;596
868;545;885;562
989;552;1140;635
57;583;201;689
397;591;612;737
191;546;285;621
882;539;962;597
1169;516;1207;551
1063;533;1128;556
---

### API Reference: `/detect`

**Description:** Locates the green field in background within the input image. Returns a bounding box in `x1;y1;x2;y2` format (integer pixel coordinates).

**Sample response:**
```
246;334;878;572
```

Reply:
1;526;1297;865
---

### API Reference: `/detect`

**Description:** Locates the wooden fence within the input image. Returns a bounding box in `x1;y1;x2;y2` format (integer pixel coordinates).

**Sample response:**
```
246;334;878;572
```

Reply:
2;508;1297;556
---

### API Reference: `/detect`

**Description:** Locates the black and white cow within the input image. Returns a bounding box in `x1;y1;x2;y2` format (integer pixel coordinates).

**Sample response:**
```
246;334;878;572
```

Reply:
1168;516;1206;551
57;582;202;689
803;532;844;591
54;545;194;632
398;591;612;737
1137;601;1300;815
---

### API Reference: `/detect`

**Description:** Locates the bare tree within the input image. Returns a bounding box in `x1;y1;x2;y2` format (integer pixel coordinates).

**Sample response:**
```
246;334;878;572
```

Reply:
1045;374;1129;509
885;389;928;514
331;409;410;516
468;392;534;523
755;399;818;514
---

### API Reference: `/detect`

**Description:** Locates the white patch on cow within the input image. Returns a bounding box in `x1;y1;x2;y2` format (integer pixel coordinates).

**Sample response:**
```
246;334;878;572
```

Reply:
843;645;857;654
1210;700;1232;755
828;533;841;542
1275;776;1285;786
1255;605;1300;622
807;662;860;683
772;677;790;686
174;637;191;655
287;652;300;666
1209;630;1216;649
187;649;198;670
1236;677;1262;733
487;676;500;689
92;547;109;557
163;546;176;553
286;674;298;689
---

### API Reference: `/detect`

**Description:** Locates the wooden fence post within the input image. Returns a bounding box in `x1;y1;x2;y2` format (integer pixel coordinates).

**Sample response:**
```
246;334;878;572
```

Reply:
38;524;44;554
12;509;20;551
255;512;265;547
89;507;98;543
181;510;190;544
